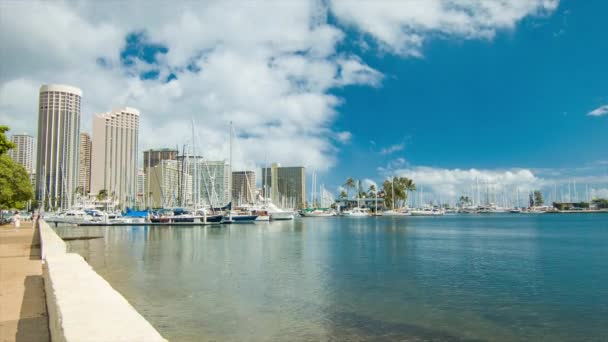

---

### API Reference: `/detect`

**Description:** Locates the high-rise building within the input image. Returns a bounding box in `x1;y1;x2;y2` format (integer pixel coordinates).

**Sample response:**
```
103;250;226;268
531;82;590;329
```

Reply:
262;163;306;208
91;107;140;207
136;168;146;207
177;157;231;207
143;148;178;172
146;160;192;208
9;134;34;173
232;171;256;205
78;132;92;194
36;84;82;210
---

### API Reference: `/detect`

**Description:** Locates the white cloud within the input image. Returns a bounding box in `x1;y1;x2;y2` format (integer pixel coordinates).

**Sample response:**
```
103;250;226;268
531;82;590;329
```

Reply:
387;166;541;200
335;131;353;143
330;0;559;56
377;157;408;173
374;164;608;204
380;143;405;155
362;178;378;191
0;1;371;172
0;0;559;174
587;105;608;117
592;188;608;199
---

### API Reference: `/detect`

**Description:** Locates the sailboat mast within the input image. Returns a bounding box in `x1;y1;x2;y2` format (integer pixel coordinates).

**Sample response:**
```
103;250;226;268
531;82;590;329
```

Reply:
392;176;395;210
229;121;233;211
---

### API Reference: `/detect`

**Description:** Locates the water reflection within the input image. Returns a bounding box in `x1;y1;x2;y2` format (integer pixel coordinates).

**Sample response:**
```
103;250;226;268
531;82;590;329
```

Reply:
59;214;608;341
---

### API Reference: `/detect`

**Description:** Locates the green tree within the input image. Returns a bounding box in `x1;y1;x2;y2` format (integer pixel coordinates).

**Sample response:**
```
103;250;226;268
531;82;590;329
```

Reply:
533;190;544;206
592;198;608;209
0;126;33;213
339;190;347;199
97;189;108;201
368;184;376;197
344;177;355;199
459;195;472;207
382;176;416;209
382;179;393;208
358;179;364;198
0;126;15;155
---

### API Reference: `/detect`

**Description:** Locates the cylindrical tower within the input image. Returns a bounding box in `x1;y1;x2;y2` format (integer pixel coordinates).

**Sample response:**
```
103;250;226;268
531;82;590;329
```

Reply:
36;84;82;210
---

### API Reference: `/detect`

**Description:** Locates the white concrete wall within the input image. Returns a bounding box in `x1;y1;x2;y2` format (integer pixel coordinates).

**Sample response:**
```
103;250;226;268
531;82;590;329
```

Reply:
39;220;168;342
39;220;67;259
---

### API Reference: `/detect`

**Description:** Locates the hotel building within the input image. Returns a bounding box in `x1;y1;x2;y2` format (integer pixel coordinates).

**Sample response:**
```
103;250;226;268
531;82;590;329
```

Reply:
35;84;82;210
9;134;34;173
78;132;92;194
232;171;256;205
146;160;192;208
262;163;306;208
91;107;140;208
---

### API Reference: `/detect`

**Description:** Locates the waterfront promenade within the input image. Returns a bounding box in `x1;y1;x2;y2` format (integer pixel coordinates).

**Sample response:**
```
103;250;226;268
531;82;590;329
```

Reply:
0;222;49;342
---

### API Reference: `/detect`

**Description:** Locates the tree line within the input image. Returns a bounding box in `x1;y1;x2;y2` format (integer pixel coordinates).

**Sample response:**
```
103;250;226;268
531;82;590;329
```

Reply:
0;126;34;214
341;176;416;209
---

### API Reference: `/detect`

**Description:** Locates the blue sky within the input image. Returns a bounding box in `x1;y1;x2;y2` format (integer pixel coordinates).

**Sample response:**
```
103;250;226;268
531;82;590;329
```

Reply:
326;0;607;195
1;0;606;201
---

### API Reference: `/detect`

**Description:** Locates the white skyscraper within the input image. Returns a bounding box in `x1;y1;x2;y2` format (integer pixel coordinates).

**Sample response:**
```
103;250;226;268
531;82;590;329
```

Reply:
136;168;146;207
9;134;34;173
36;84;82;210
202;161;231;207
91;107;140;208
172;156;231;207
78;132;92;194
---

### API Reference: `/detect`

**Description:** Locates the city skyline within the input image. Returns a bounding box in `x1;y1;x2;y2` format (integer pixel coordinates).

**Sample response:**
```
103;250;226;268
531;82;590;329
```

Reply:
1;0;607;202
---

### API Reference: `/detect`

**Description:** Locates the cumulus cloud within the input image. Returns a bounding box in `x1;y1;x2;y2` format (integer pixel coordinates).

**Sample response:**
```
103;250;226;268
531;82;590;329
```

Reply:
587;105;608;117
375;164;608;204
335;131;353;143
0;0;560;173
330;0;559;56
362;178;378;191
380;166;542;205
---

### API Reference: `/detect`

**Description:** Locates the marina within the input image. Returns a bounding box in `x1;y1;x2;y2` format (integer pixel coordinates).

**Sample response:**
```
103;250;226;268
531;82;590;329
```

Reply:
2;1;608;341
58;213;608;341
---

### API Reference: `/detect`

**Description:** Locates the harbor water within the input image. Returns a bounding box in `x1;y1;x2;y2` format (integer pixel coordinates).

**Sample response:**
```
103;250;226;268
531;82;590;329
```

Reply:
57;214;608;341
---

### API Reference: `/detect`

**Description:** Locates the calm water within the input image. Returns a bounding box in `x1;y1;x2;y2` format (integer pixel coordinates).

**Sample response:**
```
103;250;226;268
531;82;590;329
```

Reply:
57;214;608;341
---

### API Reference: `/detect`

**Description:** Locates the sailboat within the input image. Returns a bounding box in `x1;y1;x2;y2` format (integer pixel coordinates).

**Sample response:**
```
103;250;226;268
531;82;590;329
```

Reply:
222;122;257;224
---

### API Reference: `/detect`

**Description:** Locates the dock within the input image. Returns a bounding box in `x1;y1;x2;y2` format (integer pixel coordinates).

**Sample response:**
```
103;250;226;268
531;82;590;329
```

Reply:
0;222;50;342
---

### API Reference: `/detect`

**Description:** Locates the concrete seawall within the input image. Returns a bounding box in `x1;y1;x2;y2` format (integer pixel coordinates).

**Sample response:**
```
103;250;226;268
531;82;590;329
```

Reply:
39;220;167;342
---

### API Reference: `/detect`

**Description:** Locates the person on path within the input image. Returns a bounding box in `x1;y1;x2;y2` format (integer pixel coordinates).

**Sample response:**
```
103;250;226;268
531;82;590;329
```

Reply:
12;211;21;229
32;211;39;229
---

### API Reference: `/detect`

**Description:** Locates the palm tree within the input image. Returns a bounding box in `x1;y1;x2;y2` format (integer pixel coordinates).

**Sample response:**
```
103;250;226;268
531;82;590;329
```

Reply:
344;177;355;199
382;179;393;209
368;184;376;197
339;190;347;199
401;177;416;203
384;177;416;208
97;189;108;201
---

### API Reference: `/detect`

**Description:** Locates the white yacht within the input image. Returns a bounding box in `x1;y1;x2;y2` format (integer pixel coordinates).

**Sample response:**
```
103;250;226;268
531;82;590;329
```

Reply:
301;208;336;217
410;207;444;216
383;209;411;216
265;202;295;220
343;207;370;217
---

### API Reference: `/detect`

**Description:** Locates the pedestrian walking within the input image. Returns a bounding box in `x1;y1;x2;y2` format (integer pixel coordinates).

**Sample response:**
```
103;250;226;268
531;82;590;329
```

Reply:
12;211;21;230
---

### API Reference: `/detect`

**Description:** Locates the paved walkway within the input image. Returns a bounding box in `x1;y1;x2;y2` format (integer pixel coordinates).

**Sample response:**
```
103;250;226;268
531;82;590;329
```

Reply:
0;221;50;342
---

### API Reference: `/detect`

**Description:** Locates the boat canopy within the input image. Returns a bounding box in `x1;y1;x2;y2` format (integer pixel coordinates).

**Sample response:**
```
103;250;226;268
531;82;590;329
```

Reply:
123;208;149;218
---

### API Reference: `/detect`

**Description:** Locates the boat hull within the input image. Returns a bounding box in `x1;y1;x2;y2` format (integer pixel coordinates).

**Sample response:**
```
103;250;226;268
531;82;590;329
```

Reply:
270;212;294;220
